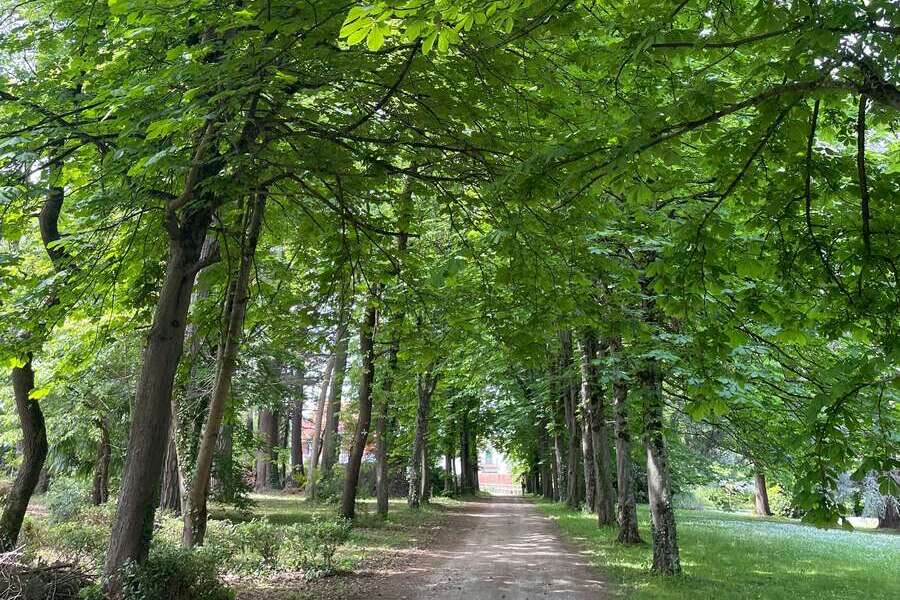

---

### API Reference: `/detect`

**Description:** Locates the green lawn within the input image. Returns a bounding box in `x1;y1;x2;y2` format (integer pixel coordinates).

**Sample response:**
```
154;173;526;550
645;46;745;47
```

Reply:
537;500;900;600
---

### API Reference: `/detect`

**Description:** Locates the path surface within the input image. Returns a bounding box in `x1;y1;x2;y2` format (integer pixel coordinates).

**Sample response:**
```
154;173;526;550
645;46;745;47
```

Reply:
356;496;612;600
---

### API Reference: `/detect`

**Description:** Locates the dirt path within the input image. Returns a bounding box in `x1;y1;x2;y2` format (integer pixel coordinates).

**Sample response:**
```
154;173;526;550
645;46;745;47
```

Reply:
352;496;613;600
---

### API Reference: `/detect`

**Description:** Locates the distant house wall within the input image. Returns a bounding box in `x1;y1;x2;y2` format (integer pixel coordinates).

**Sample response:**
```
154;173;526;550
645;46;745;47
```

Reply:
478;444;520;496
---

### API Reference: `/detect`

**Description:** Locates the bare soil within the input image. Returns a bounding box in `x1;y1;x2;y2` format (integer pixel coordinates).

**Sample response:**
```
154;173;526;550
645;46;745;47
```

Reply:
324;496;613;600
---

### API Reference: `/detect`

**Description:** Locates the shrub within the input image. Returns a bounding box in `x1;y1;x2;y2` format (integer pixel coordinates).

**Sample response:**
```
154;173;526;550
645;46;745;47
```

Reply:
313;466;347;504
117;544;233;600
204;517;351;578
673;489;704;510
43;503;116;567
695;483;754;512
45;477;90;522
278;518;351;578
767;484;801;518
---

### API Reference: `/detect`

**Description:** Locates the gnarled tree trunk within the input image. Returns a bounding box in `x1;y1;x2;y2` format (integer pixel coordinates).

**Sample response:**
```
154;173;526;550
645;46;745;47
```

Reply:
0;359;47;552
339;300;377;520
0;176;69;551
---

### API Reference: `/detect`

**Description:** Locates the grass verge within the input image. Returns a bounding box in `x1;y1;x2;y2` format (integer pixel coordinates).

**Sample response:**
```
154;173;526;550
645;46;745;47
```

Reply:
537;499;900;600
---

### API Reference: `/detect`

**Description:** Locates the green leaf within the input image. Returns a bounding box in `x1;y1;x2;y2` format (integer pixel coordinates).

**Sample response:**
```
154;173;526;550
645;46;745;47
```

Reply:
367;28;385;51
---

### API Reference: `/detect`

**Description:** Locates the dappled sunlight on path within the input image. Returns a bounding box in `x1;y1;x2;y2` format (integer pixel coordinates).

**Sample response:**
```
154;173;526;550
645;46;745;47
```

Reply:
356;496;611;599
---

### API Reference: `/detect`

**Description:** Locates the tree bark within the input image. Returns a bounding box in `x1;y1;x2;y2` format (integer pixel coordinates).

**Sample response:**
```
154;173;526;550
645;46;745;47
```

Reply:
91;417;111;505
609;339;641;544
375;336;399;516
0;358;48;552
306;352;336;499
640;358;681;575
459;409;472;494
560;331;582;509
183;193;264;547
339;299;378;520
104;197;216;585
581;333;616;525
321;332;349;474
409;368;437;509
159;424;182;512
255;408;273;490
754;470;772;516
288;365;305;488
268;407;281;489
444;452;453;494
0;175;68;551
539;421;554;500
579;336;597;512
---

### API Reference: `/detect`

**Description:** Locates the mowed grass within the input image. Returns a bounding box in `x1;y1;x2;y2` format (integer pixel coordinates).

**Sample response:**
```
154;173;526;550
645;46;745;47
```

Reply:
538;500;900;600
211;492;458;570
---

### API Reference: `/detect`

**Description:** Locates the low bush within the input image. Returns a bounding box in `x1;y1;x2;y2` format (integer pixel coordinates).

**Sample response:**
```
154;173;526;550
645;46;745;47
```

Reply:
767;484;802;518
114;544;234;600
204;517;351;578
277;518;352;577
45;477;91;522
673;490;705;510
695;483;754;512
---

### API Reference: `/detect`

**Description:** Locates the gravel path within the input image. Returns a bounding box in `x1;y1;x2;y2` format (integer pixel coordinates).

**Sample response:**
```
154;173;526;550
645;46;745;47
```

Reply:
354;496;613;600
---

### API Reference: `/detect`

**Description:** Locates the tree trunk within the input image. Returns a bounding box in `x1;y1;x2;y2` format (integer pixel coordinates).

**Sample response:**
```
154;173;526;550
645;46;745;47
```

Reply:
339;300;378;520
579;336;597;512
879;498;900;529
560;331;582;509
375;337;399;516
35;470;50;495
288;365;305;488
581;398;596;511
539;422;554;500
754;470;772;516
0;178;68;551
268;407;281;489
0;359;48;552
444;453;453;494
640;358;681;575
609;340;641;544
581;332;616;525
552;424;564;501
408;369;436;509
459;410;471;494
92;417;111;505
183;193;264;547
321;332;349;474
256;408;273;490
103;194;215;585
307;352;336;499
215;423;234;503
159;424;182;512
471;433;480;493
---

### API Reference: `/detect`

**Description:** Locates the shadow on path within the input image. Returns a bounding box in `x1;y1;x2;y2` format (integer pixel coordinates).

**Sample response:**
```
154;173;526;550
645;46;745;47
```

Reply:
355;495;613;600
